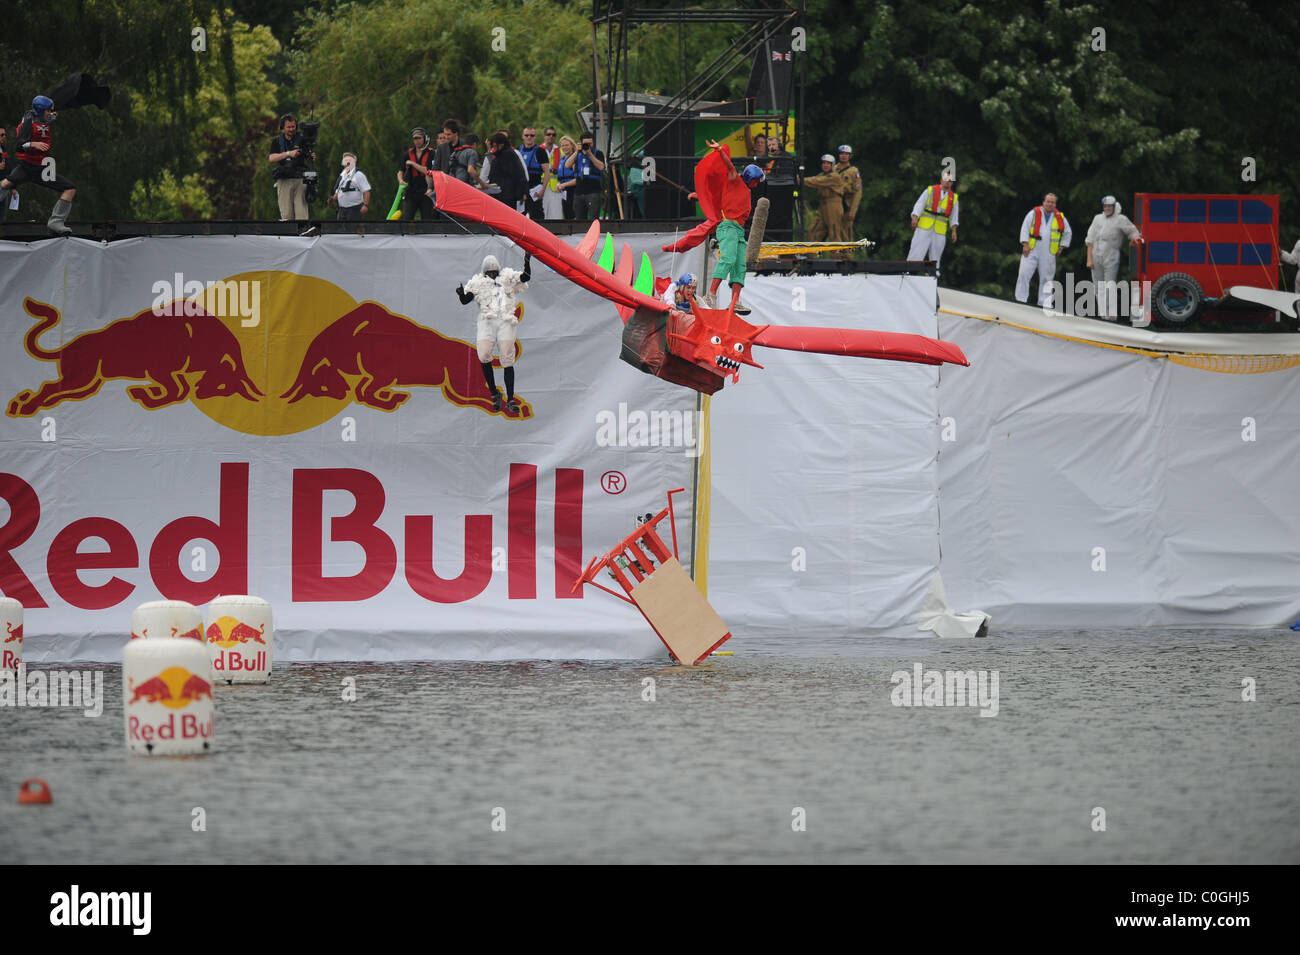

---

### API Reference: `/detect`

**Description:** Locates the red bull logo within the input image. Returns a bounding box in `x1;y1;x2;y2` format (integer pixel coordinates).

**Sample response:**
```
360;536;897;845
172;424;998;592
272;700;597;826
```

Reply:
206;617;266;647
127;666;211;707
126;666;213;743
6;273;534;434
4;622;20;644
208;616;269;675
1;461;584;610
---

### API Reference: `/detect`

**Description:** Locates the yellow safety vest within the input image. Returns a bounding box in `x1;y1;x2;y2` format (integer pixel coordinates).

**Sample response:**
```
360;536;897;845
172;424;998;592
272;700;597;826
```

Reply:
917;185;957;236
1027;206;1065;254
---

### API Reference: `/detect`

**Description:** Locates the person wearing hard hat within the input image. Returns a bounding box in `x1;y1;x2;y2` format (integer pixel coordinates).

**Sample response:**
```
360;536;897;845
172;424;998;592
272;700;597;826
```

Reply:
1085;195;1142;321
833;145;863;241
1016;192;1072;308
908;170;959;274
804;154;846;242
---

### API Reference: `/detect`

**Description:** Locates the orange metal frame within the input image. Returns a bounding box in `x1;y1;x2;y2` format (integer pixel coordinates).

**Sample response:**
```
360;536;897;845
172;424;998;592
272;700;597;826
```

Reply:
573;488;685;602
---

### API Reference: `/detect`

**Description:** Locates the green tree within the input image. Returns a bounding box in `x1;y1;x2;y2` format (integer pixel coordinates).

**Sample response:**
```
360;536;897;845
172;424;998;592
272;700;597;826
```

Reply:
287;0;591;221
803;0;1215;295
129;9;281;220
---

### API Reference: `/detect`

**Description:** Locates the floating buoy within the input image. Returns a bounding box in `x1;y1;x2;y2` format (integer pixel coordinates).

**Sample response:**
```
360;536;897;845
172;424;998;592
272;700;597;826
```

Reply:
123;638;214;756
131;600;204;642
205;595;273;684
17;778;51;804
1;596;22;672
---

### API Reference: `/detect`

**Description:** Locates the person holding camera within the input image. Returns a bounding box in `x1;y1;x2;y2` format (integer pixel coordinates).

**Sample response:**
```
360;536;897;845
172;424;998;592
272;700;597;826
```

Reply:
329;152;371;221
571;134;606;220
398;127;437;220
269;113;310;221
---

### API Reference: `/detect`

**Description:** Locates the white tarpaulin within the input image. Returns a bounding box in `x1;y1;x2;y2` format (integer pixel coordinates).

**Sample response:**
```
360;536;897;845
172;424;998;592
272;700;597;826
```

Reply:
706;273;947;637
938;289;1300;627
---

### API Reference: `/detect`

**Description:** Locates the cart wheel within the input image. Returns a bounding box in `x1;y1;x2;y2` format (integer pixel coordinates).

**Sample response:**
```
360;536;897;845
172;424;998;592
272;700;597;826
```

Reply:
1150;271;1203;324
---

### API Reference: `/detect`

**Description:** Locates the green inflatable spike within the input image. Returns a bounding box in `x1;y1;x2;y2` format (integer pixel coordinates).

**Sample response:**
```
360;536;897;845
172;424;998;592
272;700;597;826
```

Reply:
633;252;655;297
598;233;615;272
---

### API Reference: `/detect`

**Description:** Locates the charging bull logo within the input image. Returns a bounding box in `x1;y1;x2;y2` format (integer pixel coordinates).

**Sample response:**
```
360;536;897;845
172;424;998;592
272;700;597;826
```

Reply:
6;273;532;435
127;667;211;708
7;297;263;416
206;616;266;648
279;300;531;418
4;622;20;644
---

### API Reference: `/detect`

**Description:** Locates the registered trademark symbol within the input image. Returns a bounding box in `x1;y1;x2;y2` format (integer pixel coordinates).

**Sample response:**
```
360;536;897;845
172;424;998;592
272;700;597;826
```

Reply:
601;470;626;494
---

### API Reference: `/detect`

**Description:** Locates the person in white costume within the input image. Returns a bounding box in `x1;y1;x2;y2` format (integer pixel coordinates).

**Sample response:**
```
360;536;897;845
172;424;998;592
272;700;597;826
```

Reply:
1085;195;1143;320
1016;192;1072;308
456;253;531;413
907;170;958;273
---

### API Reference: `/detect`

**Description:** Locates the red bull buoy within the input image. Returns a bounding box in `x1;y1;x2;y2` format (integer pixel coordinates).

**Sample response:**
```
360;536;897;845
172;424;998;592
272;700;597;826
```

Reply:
1;596;22;672
131;600;204;643
122;638;214;756
205;595;273;684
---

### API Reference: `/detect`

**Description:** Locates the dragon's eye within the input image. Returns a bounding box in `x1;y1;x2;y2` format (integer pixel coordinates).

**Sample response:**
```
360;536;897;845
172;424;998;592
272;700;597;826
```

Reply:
733;342;744;353
710;335;722;345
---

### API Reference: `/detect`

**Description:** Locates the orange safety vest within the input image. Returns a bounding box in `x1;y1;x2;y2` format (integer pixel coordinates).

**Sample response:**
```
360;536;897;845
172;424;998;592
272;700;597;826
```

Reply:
1028;206;1065;254
917;185;957;235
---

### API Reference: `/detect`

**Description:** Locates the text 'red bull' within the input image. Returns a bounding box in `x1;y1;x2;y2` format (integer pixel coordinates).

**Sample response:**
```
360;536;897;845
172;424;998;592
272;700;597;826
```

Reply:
213;650;267;673
1;463;583;609
127;712;214;743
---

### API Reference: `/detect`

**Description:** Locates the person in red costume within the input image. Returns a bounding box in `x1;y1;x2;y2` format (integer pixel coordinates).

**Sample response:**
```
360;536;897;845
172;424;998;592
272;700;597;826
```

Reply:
662;139;764;315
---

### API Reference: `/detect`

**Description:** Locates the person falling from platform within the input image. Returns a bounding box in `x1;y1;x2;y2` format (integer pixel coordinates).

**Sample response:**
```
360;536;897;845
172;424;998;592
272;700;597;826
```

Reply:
456;252;532;414
662;139;764;316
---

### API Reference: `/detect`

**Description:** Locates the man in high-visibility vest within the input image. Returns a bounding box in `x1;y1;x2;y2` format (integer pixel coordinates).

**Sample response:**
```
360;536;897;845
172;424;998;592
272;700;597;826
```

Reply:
1016;192;1072;307
907;170;958;273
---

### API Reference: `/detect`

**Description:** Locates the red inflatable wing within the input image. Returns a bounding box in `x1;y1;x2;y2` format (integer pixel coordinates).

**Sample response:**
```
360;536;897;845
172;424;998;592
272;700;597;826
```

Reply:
428;171;668;318
755;325;971;367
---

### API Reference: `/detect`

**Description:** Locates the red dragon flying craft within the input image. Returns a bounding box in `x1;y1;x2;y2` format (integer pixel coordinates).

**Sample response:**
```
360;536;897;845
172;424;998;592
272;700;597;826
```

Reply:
426;157;967;395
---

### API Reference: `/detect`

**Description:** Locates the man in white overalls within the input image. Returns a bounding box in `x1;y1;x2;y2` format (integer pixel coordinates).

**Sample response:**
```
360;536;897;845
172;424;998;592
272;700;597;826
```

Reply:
1016;192;1072;308
907;171;959;274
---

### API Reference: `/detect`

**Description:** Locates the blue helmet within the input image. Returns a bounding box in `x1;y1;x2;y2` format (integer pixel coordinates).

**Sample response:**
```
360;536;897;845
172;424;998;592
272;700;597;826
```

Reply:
741;163;765;186
32;95;54;117
677;273;696;288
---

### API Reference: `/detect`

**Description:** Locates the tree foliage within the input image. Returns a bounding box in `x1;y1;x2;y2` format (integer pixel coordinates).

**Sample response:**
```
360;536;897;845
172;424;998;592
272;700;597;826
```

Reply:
5;0;1298;299
803;0;1300;296
286;0;591;220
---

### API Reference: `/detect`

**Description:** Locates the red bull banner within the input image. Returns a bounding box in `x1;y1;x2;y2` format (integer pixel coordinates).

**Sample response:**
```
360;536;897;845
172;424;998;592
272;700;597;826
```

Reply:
0;235;703;660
